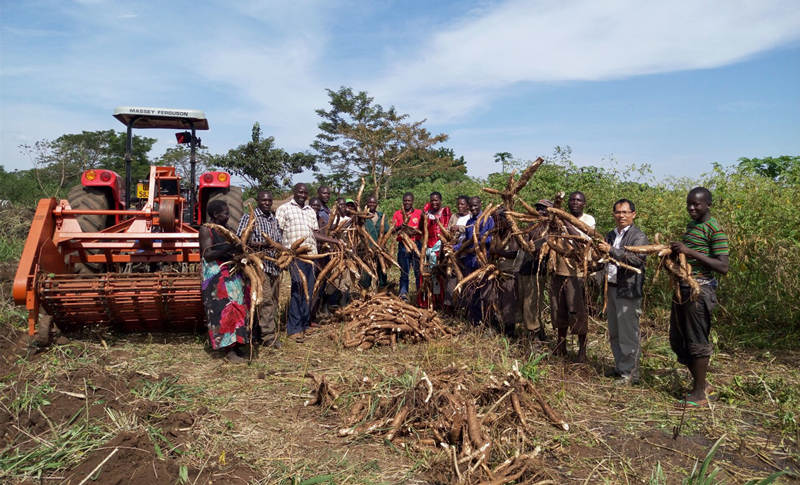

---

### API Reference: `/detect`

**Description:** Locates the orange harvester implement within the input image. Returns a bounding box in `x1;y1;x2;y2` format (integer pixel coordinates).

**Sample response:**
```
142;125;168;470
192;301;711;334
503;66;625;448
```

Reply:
13;165;203;335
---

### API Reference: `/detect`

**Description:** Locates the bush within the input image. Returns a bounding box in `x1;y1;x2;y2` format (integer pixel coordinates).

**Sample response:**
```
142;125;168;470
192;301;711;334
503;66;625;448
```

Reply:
703;167;800;347
0;204;34;263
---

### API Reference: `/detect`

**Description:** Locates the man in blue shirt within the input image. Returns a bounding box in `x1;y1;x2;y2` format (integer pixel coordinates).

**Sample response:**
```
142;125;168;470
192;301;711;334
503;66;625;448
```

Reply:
453;196;494;324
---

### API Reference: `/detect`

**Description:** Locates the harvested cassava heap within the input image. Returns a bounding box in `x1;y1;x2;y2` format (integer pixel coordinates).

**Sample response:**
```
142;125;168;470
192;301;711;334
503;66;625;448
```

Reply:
315;363;568;484
329;294;456;350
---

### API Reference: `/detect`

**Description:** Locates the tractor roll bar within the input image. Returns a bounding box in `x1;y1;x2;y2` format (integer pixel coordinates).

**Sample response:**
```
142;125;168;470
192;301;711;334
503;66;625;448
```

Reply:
113;106;209;223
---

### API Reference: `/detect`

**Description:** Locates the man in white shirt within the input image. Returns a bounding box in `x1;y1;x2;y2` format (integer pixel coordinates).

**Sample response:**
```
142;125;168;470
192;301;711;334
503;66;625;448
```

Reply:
598;199;649;385
276;183;342;342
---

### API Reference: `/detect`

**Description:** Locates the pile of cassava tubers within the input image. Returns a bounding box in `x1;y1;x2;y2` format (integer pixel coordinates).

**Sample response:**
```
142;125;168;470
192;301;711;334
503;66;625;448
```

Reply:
328;294;456;350
306;362;567;483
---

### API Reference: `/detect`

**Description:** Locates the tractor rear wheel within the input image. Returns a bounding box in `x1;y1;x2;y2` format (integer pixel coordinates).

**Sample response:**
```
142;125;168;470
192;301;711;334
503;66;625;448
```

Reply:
68;185;110;273
207;186;243;230
67;185;111;233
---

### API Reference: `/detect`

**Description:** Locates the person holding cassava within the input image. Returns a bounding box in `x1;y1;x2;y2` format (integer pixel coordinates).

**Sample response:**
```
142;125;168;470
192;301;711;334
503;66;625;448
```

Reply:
597;198;648;386
668;187;729;409
199;200;251;362
551;191;595;362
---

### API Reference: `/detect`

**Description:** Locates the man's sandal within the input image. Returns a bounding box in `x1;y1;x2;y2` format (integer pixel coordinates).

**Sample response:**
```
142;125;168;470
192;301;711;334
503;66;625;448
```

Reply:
674;398;708;410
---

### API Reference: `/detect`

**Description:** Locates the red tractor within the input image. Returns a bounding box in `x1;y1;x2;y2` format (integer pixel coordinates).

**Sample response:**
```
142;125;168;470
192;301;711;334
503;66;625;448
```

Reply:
13;107;243;343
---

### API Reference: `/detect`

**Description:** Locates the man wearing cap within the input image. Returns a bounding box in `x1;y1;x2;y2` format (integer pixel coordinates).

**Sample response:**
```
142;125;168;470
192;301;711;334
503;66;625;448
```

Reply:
517;199;553;341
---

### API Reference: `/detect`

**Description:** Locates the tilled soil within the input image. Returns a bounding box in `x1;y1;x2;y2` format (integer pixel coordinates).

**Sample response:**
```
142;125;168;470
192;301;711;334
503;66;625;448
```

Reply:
0;326;255;484
1;311;798;484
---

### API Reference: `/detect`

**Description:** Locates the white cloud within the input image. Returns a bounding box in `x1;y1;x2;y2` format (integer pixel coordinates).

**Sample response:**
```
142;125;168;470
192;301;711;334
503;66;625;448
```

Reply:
375;0;800;122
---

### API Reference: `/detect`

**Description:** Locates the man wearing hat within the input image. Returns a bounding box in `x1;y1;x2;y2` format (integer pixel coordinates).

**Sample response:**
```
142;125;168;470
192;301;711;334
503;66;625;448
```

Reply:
517;199;553;340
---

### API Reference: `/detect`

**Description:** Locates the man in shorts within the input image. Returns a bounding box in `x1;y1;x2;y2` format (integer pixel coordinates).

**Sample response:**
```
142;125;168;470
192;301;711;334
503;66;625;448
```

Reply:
669;187;729;408
551;191;595;362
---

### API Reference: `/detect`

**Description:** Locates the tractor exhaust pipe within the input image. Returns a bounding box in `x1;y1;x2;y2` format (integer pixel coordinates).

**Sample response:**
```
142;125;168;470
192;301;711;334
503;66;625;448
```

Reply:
125;122;133;210
190;123;197;224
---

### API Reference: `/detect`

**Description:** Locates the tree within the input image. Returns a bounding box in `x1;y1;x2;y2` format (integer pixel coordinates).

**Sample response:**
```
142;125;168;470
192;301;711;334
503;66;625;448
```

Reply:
0;166;43;206
212;123;317;192
493;152;513;173
737;155;800;185
18;130;156;198
155;145;215;182
385;146;469;197
312;86;449;198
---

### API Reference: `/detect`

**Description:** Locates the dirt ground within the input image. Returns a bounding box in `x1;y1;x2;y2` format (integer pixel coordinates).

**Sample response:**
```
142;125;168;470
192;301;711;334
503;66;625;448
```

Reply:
1;286;798;483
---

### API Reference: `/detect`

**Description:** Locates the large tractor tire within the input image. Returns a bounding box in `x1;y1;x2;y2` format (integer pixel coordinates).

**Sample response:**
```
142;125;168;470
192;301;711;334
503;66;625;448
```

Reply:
207;186;243;230
67;185;110;273
67;185;111;233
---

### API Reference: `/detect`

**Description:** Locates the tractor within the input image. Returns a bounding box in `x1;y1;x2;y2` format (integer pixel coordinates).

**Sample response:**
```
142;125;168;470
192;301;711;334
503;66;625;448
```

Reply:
13;107;243;343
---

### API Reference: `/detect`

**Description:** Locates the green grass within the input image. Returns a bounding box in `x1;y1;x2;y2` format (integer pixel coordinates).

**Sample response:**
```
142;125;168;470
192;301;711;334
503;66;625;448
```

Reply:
132;375;195;403
9;382;54;418
520;351;548;383
0;413;112;480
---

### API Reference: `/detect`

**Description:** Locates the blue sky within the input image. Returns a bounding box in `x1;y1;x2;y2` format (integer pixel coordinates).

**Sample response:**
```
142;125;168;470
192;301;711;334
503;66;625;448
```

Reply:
1;0;799;182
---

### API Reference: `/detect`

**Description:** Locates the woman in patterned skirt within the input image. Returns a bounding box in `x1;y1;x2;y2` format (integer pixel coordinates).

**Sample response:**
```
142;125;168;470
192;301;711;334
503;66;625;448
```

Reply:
199;200;250;362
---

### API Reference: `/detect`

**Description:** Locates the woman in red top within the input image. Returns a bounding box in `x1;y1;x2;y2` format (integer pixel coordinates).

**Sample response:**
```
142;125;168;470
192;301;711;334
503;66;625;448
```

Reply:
422;192;452;248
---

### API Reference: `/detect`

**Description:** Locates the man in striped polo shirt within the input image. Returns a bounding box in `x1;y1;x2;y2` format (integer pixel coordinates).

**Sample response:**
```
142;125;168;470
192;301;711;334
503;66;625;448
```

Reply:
669;187;729;408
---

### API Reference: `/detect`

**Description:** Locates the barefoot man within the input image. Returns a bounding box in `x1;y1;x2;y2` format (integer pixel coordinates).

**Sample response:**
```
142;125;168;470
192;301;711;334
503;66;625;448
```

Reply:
669;187;729;408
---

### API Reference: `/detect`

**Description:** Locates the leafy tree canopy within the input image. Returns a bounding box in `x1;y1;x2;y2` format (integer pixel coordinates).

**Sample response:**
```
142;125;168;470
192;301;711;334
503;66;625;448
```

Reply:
17;129;156;198
312;86;449;198
212;123;317;193
0;165;43;206
736;155;799;184
493;151;514;173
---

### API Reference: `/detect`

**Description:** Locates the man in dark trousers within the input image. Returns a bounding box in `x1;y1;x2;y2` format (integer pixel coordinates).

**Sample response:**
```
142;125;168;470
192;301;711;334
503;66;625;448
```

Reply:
236;191;283;349
551;191;595;362
453;196;495;324
598;199;648;385
518;199;552;341
276;183;342;343
669;187;729;408
392;192;423;301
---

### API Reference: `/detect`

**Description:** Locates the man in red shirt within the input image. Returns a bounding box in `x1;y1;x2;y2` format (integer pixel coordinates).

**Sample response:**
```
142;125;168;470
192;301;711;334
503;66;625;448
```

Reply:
392;192;423;301
419;191;452;307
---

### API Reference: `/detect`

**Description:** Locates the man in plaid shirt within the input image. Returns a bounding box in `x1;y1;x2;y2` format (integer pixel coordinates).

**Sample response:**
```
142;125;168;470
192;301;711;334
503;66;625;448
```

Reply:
237;191;283;349
276;183;342;342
